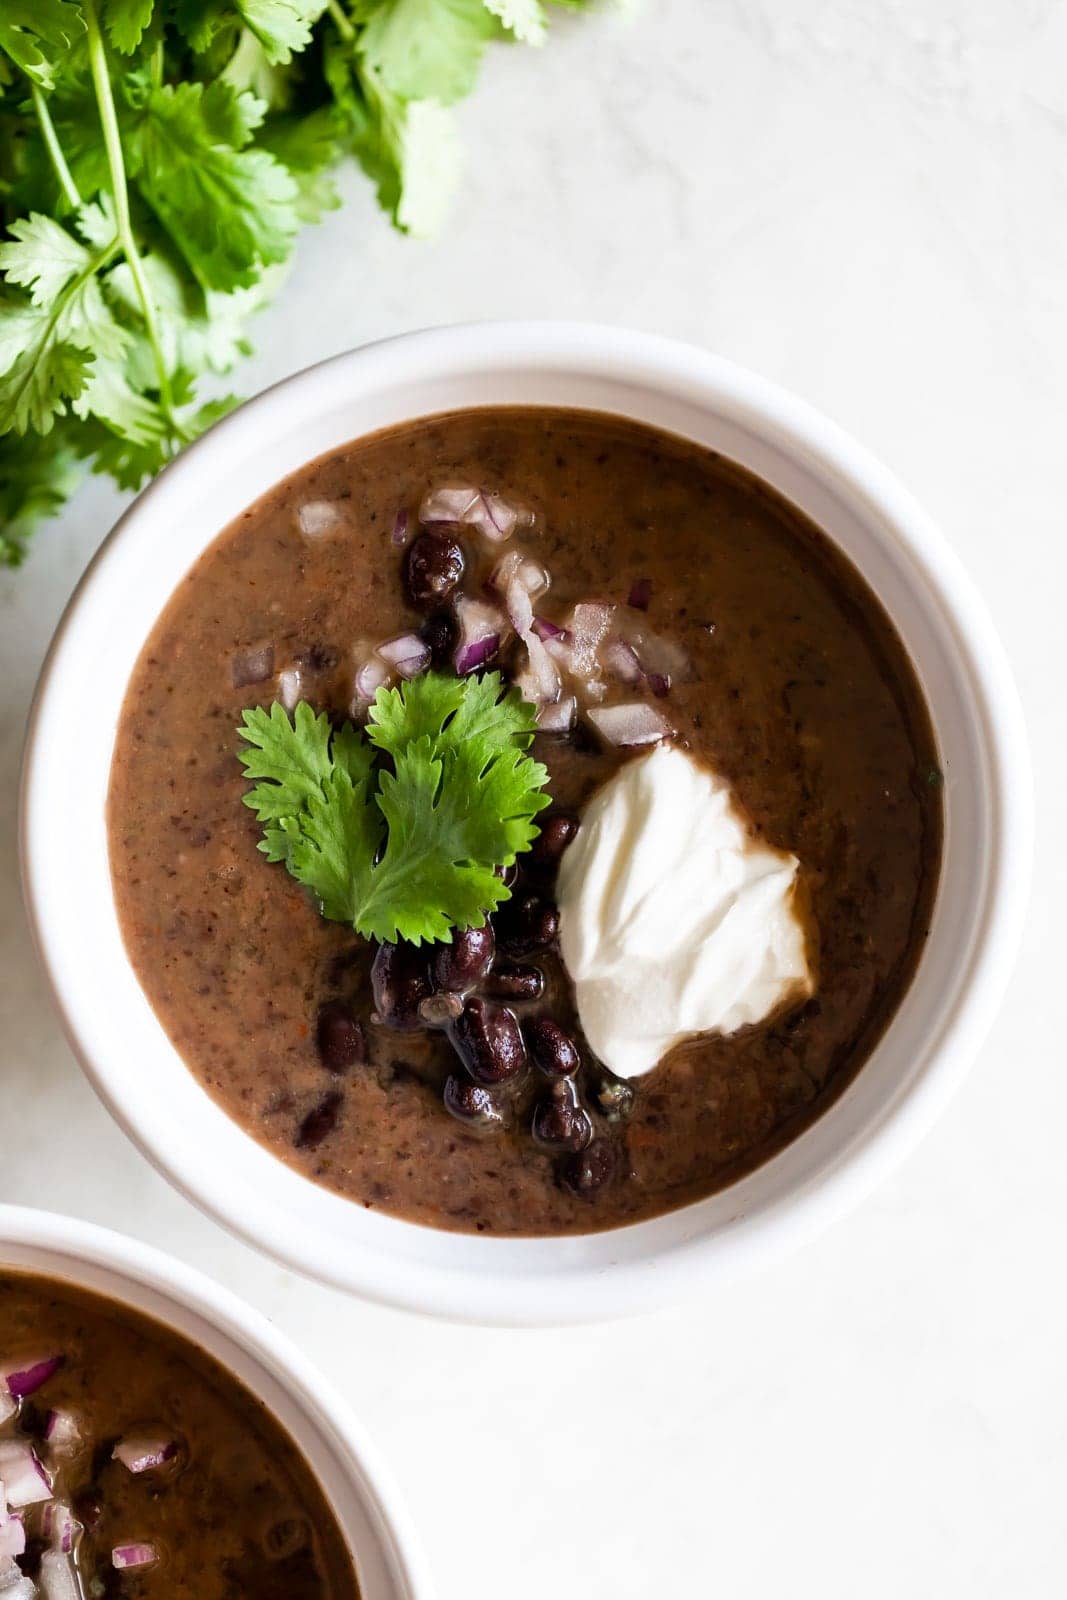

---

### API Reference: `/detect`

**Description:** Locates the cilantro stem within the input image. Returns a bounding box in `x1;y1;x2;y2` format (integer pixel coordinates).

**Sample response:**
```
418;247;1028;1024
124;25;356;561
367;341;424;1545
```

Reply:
325;0;357;43
82;0;187;446
29;84;82;212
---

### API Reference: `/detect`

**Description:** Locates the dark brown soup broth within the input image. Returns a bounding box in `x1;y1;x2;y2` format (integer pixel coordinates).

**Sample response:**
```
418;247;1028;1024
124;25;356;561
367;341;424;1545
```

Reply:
107;408;942;1236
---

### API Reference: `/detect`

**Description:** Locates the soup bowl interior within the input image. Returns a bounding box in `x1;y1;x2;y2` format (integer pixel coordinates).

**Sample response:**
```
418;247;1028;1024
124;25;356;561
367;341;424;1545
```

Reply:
0;1205;432;1598
20;323;1031;1323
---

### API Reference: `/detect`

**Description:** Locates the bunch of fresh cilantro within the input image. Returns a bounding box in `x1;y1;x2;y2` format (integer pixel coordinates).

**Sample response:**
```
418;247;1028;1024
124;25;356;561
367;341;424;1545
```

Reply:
0;0;594;567
238;671;551;945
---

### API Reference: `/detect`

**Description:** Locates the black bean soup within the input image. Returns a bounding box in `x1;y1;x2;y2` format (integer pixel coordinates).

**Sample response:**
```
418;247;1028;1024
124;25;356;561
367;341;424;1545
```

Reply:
107;408;942;1236
0;1273;358;1598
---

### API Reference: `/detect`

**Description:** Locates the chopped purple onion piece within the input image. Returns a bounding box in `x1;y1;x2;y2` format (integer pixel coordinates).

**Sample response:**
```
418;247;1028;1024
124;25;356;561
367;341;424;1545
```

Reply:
601;637;644;687
506;575;535;638
536;697;577;733
5;1357;65;1401
231;645;275;689
39;1548;80;1600
353;656;391;704
42;1412;80;1452
452;596;506;676
40;1501;79;1554
627;577;653;611
454;634;500;676
531;617;566;641
391;508;409;546
420;485;480;525
112;1543;159;1571
276;666;303;711
376;633;431;679
296;500;341;540
0;1441;52;1507
588;703;673;748
567;603;615;676
647;672;670;698
113;1437;177;1475
0;1514;24;1561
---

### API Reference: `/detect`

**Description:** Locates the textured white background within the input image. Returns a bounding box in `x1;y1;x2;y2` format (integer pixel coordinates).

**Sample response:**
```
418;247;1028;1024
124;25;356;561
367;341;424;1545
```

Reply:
2;2;1065;1595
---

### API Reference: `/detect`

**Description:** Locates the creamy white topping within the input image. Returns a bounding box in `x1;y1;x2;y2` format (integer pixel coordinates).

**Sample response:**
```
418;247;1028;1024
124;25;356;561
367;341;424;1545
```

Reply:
557;745;813;1079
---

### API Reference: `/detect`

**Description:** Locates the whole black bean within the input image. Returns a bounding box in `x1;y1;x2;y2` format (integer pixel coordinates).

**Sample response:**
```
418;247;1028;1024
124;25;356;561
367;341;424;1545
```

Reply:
371;941;433;1031
404;531;465;611
433;924;495;992
295;1091;342;1150
494;894;559;957
419;609;456;669
315;999;365;1073
449;997;526;1085
525;1017;580;1077
561;1137;617;1198
527;812;579;876
531;1080;593;1153
592;1070;635;1122
484;961;545;1002
442;1074;504;1128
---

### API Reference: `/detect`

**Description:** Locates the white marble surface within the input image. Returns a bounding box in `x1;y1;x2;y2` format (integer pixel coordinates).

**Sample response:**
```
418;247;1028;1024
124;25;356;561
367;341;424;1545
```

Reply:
2;2;1065;1595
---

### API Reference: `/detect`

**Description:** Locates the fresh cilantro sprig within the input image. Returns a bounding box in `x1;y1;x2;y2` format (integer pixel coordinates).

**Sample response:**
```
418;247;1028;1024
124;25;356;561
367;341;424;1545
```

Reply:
0;0;598;567
237;671;551;945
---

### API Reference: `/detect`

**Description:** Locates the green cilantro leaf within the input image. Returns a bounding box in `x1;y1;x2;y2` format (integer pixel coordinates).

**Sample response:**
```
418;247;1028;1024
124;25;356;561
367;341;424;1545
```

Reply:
358;0;497;106
368;668;538;758
237;672;551;945
127;82;301;292
105;0;156;54
0;1;85;92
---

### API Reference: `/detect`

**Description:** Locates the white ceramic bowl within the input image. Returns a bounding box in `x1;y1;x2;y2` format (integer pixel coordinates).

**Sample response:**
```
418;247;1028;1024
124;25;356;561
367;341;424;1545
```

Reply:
0;1204;433;1598
21;323;1031;1324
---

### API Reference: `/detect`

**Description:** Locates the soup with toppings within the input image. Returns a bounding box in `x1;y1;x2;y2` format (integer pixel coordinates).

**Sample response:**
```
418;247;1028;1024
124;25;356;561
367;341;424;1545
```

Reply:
108;407;942;1236
0;1272;358;1598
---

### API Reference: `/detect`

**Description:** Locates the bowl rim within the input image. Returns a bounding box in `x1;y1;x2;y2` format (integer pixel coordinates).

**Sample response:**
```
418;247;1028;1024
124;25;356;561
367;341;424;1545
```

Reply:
0;1202;436;1599
19;321;1034;1323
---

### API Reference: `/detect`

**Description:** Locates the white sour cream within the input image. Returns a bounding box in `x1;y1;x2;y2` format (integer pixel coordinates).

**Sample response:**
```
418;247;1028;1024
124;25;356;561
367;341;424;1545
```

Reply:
557;744;814;1079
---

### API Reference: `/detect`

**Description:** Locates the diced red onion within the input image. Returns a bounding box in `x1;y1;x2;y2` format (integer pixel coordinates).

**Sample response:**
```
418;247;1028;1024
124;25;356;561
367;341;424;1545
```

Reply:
0;1515;24;1561
112;1544;158;1570
40;1501;79;1555
39;1549;79;1600
532;617;565;641
353;656;391;704
522;633;561;704
517;559;548;597
588;703;673;747
419;485;480;525
505;576;535;639
0;1573;35;1600
0;1442;51;1507
296;500;341;540
231;645;274;689
391;508;409;546
42;1412;80;1452
627;578;653;611
567;603;615;676
625;623;688;682
113;1437;176;1475
276;667;303;711
453;597;505;675
647;672;670;698
536;697;576;733
420;485;530;544
376;633;431;680
601;637;643;686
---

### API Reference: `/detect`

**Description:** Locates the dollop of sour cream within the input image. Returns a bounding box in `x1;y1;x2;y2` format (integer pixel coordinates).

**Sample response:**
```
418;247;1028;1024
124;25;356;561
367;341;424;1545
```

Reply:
557;744;814;1079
